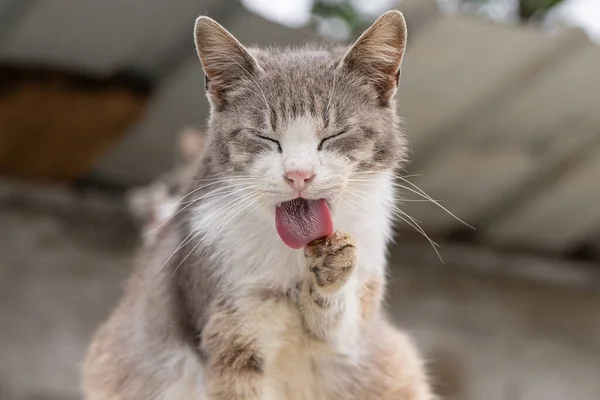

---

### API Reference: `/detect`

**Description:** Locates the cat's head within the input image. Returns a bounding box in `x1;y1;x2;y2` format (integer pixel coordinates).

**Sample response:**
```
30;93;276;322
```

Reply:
193;11;408;247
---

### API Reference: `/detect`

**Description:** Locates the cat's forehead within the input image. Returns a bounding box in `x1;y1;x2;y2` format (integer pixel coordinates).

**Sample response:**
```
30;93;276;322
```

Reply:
239;46;368;124
251;47;343;86
253;46;341;69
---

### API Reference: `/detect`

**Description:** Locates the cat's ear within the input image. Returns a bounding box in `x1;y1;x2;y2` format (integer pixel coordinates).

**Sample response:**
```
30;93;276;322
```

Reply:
194;16;260;108
341;10;407;106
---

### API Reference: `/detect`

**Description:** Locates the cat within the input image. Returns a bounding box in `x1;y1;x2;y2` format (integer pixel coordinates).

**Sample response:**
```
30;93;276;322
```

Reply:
127;127;206;245
83;10;433;400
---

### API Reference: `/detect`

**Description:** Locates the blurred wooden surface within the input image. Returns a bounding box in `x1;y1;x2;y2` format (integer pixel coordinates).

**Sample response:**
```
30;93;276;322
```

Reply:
0;65;148;182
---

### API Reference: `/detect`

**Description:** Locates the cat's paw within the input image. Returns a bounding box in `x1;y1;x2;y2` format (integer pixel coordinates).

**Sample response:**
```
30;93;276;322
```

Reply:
304;232;357;293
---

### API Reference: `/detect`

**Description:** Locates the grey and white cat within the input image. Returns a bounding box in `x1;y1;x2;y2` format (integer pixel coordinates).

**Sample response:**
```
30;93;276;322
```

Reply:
84;11;433;400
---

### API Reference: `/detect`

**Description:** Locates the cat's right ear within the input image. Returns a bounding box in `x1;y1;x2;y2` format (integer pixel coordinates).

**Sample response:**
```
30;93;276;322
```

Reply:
194;16;260;109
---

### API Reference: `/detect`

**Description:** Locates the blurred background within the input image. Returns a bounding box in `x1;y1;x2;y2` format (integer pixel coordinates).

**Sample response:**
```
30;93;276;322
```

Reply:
1;0;600;399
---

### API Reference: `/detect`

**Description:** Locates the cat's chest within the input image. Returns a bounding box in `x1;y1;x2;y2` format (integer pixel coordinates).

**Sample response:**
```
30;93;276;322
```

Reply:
217;228;385;292
245;289;350;399
267;343;332;400
262;312;339;400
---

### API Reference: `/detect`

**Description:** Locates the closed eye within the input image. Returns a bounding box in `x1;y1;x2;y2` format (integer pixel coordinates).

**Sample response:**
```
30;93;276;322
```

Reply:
253;132;282;153
318;128;348;151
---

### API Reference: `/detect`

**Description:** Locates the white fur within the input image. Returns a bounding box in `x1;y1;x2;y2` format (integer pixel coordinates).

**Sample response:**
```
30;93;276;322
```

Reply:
184;116;396;398
161;348;206;400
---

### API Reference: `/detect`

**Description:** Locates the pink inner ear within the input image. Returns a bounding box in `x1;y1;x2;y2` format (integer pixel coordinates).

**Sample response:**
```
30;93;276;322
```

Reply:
195;16;260;109
341;11;406;104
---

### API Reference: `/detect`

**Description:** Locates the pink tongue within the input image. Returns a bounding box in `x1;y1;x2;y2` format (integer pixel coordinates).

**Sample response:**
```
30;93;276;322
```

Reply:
275;199;334;249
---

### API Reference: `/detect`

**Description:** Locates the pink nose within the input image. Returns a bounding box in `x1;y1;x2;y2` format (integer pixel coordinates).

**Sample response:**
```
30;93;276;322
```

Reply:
284;170;315;192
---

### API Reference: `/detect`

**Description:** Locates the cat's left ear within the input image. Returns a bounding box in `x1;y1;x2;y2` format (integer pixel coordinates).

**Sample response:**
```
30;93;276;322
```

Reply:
341;10;407;106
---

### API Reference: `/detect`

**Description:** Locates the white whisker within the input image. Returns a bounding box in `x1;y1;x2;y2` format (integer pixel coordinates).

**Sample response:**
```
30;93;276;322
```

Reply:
172;192;261;277
340;192;361;211
347;180;442;203
390;207;443;263
144;183;258;237
343;186;442;262
155;187;258;275
191;175;260;183
200;191;259;245
347;171;472;229
207;194;264;247
168;183;259;207
392;182;472;229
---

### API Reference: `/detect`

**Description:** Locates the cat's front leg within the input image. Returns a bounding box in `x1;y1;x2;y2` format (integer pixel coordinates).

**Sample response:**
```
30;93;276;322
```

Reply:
201;304;266;400
297;231;359;343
